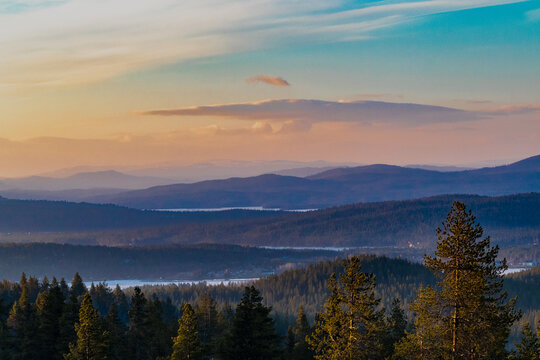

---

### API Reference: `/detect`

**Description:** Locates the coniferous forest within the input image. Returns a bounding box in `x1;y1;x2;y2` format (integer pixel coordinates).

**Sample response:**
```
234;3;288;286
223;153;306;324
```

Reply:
0;202;538;359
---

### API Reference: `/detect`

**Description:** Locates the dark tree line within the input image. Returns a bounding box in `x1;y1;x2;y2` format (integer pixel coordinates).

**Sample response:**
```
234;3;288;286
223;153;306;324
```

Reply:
0;202;538;359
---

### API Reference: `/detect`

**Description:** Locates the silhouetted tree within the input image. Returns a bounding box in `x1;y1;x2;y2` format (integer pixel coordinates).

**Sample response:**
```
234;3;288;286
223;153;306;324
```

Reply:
220;286;282;360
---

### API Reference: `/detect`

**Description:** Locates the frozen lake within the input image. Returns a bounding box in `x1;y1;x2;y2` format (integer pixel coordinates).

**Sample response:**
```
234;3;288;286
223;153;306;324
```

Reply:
503;268;527;275
84;278;258;289
152;207;317;212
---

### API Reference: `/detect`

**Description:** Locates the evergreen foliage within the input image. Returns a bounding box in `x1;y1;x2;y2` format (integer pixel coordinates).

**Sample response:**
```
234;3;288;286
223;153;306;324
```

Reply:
127;287;150;360
383;298;407;358
308;256;386;360
171;303;202;360
394;201;521;360
64;293;108;360
0;200;537;360
7;286;40;360
291;307;313;360
219;286;282;360
511;321;540;360
104;304;128;360
36;279;66;360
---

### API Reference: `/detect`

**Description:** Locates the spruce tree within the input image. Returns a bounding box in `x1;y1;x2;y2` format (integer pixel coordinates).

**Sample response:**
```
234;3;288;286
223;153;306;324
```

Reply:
308;256;386;360
219;286;282;360
70;273;87;302
171;303;202;360
36;280;66;360
104;304;128;360
57;293;79;357
285;327;296;359
0;299;11;360
7;285;41;360
146;296;172;359
512;321;539;360
64;293;109;360
112;284;129;323
383;298;407;359
394;201;520;360
127;287;150;360
195;292;221;357
292;306;313;360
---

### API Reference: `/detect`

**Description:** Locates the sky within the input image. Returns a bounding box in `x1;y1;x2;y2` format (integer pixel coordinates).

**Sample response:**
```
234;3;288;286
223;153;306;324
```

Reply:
0;0;539;177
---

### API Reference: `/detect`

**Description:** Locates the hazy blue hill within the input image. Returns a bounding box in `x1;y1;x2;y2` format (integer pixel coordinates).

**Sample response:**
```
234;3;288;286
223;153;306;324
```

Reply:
124;193;539;248
0;170;174;191
0;197;279;232
85;155;540;209
0;243;341;281
89;174;338;209
1;193;538;251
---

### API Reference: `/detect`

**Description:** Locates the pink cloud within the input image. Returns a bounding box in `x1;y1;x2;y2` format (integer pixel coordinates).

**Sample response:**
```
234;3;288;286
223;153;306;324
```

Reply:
245;75;290;87
141;99;477;127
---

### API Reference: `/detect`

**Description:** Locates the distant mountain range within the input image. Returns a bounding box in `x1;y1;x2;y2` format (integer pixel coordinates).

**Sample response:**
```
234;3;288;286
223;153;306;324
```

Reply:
0;155;537;209
0;170;174;191
85;155;540;209
0;161;353;200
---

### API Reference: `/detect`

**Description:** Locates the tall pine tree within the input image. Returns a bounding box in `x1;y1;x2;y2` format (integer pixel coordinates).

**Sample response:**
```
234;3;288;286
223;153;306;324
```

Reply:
383;298;407;359
36;279;66;360
512;321;539;360
127;287;150;360
171;303;202;360
308;256;385;360
394;201;520;360
64;293;108;360
7;285;41;360
219;286;282;360
291;306;314;360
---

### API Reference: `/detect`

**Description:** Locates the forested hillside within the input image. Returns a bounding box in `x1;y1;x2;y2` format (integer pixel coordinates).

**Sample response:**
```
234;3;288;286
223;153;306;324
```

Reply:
0;196;277;232
0;243;341;281
1;194;539;251
138;256;540;323
0;257;537;359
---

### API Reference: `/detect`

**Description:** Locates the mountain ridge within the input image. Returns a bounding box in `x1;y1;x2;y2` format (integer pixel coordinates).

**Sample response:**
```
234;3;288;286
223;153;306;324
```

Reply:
86;154;540;209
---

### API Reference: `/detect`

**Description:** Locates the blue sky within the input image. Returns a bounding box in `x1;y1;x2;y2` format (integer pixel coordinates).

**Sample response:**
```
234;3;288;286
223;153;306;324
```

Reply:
0;0;538;175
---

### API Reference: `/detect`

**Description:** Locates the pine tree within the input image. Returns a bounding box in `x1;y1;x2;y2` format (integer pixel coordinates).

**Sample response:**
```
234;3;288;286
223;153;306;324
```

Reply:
383;298;407;358
512;321;539;360
146;296;173;359
70;273;87;302
219;286;282;360
195;292;222;358
112;284;129;323
308;256;386;360
285;327;296;359
57;293;79;357
127;287;150;360
64;293;109;360
292;306;313;360
104;304;128;360
171;303;202;360
0;299;11;360
394;201;520;360
7;285;41;360
36;279;66;360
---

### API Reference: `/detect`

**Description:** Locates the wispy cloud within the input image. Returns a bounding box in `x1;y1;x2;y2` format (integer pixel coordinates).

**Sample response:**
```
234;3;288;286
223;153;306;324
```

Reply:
483;104;540;115
246;75;290;87
141;99;481;130
0;0;525;88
